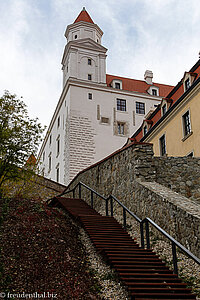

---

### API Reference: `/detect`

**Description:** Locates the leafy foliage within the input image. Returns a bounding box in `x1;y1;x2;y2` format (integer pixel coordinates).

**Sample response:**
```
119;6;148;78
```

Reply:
0;91;45;191
0;197;102;299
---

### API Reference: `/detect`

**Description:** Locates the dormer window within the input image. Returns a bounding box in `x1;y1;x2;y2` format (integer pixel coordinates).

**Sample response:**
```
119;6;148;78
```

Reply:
152;89;157;96
112;80;122;90
147;86;159;96
74;35;77;39
115;83;120;89
143;125;148;136
185;78;190;91
88;58;91;65
183;72;197;92
162;104;167;116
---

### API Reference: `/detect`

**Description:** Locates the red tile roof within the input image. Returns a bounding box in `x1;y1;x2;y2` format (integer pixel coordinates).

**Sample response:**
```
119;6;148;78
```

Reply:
131;59;200;142
106;74;173;97
74;8;94;24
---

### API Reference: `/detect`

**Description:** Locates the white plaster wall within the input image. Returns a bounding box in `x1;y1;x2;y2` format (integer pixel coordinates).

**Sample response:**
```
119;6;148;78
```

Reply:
66;84;160;182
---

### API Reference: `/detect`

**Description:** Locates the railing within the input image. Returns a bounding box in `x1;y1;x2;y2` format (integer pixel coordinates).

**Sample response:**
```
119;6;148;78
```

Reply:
48;181;200;275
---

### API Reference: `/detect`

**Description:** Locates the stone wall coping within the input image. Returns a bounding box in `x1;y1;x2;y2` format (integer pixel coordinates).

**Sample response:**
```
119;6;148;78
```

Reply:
66;141;153;189
36;174;66;192
137;179;200;219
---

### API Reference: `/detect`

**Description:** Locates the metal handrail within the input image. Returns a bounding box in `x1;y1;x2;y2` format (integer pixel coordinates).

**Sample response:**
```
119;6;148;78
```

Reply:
47;181;200;275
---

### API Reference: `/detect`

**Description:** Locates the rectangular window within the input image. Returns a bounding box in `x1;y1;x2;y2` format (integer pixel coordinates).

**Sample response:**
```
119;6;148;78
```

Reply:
136;102;145;114
88;58;91;65
117;122;125;135
152;89;157;96
49;134;52;145
88;93;92;100
115;82;120;89
185;78;190;91
56;165;59;182
88;74;92;80
182;111;191;136
57;136;60;156
43;151;45;161
58;116;60;128
159;135;166;156
117;99;126;111
48;153;52;171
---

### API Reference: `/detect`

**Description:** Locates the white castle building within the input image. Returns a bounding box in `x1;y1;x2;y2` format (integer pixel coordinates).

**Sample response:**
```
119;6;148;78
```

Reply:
37;8;173;185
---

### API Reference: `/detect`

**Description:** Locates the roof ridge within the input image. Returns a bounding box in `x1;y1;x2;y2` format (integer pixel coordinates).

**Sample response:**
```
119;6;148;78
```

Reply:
74;8;94;24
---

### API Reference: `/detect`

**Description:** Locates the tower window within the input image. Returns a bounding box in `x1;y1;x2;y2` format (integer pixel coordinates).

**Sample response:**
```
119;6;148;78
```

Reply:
136;102;145;114
88;93;92;100
88;58;91;65
88;74;92;80
117;99;126;111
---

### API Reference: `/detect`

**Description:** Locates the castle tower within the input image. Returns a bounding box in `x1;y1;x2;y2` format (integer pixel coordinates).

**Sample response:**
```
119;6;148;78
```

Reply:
37;8;173;185
62;7;107;87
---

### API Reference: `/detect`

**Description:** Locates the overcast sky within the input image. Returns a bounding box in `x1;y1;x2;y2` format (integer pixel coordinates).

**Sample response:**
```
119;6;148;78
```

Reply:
0;0;200;127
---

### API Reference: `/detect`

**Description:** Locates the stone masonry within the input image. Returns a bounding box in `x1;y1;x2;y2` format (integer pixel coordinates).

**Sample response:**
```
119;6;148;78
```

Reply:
66;142;200;258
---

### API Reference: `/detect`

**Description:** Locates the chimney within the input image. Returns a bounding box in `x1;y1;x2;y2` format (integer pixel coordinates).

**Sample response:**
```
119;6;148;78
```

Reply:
144;70;153;85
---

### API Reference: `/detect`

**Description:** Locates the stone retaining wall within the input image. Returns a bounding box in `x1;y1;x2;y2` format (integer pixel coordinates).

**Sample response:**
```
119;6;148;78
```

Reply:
154;157;200;204
135;180;200;257
67;142;200;258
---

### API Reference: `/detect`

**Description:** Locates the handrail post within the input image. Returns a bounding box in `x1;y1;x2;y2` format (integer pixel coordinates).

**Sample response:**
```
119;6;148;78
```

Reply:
172;241;178;275
73;188;75;198
106;199;109;216
145;219;150;249
140;222;145;249
91;191;94;208
79;183;81;199
123;207;127;230
110;197;113;217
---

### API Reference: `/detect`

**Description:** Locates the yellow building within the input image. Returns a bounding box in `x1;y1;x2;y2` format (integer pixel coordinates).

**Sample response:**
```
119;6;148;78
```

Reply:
132;59;200;157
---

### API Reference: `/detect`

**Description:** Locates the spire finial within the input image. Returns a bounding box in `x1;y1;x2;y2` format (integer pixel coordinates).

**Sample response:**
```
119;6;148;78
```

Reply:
83;7;86;11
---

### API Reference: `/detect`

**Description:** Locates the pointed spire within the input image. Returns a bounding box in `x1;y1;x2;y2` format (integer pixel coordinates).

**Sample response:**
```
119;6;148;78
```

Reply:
74;8;94;24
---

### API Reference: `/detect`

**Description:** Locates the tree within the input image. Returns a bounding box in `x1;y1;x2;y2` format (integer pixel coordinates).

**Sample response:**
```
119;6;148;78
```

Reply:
0;91;45;194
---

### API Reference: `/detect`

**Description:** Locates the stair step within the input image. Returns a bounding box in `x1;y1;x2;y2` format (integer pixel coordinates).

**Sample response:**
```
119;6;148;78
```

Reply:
116;269;173;274
50;197;196;300
129;287;192;293
119;273;178;278
130;293;196;299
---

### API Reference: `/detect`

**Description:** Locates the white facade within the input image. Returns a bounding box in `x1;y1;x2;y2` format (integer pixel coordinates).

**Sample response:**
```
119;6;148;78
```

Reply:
37;8;172;185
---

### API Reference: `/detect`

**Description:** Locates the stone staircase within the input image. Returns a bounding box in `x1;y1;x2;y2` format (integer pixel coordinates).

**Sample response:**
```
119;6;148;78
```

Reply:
49;196;197;300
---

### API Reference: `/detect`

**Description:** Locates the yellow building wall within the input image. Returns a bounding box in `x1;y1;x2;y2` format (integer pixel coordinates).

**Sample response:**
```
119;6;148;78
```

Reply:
145;88;200;156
